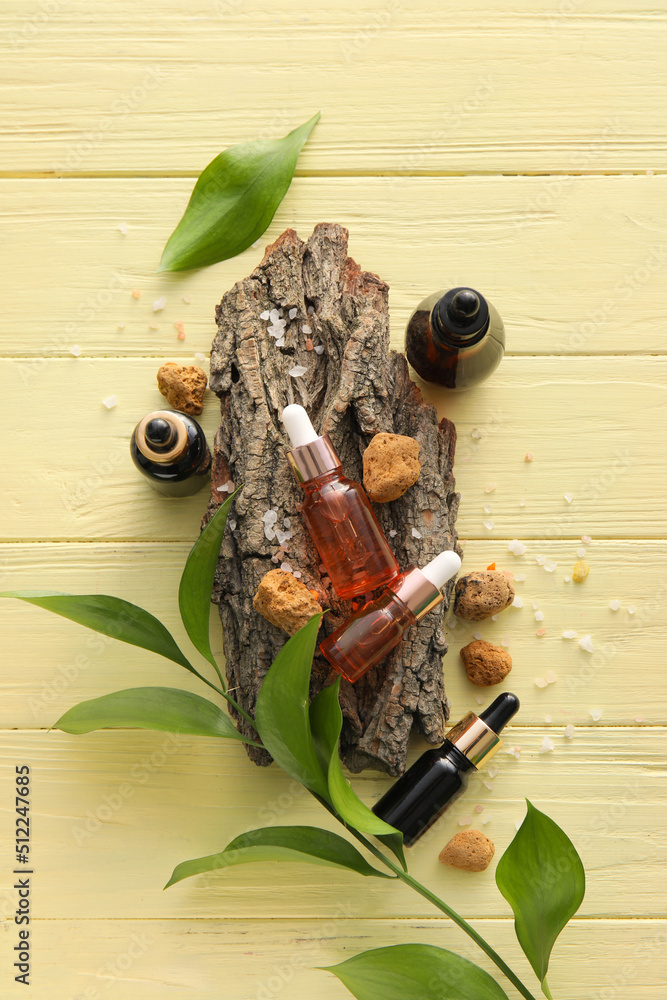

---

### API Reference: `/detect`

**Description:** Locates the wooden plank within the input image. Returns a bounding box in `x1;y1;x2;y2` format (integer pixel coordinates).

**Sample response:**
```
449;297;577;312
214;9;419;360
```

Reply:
1;541;663;729
3;1;667;175
6;919;666;999
0;728;664;919
2;176;667;357
1;356;664;541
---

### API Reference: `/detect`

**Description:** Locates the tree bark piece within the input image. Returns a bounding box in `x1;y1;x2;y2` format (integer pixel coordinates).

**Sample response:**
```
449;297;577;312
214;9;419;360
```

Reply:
207;223;460;776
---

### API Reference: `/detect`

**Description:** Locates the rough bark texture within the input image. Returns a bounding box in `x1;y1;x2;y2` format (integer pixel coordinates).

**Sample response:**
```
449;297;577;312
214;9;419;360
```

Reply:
207;223;460;776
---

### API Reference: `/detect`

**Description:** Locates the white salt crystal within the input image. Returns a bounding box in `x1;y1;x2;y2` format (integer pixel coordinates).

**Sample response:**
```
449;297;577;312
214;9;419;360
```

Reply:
388;529;397;538
564;724;575;739
483;781;494;791
283;517;291;528
482;815;492;825
579;634;594;652
514;573;526;582
152;296;166;312
288;308;297;320
545;670;558;684
458;815;473;827
102;395;117;409
519;499;526;507
536;554;545;566
475;694;485;705
532;601;540;610
69;344;81;357
216;485;226;492
482;519;495;531
262;510;278;524
627;604;636;615
501;633;511;647
411;528;422;539
228;518;237;531
117;322;126;330
293;570;302;579
545;714;552;723
474;804;484;814
275;337;285;347
563;576;572;583
280;562;292;574
544;560;557;572
487;765;499;779
307;305;315;314
183;295;192;304
508;539;527;556
269;309;280;323
473;631;482;640
314;345;325;355
264;526;276;541
577;547;586;558
260;310;270;321
534;610;544;622
562;629;577;639
483;504;493;514
471;428;483;439
302;324;312;335
589;708;603;722
635;715;644;723
117;222;128;234
507;746;521;759
289;365;307;378
581;535;592;544
275;529;289;545
484;482;497;493
194;352;207;363
539;736;555;754
563;492;574;503
535;678;548;688
609;599;621;611
491;614;499;621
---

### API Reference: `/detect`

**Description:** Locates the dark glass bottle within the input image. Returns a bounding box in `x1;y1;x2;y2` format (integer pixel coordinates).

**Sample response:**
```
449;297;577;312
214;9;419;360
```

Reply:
130;409;211;497
373;693;519;846
405;286;505;390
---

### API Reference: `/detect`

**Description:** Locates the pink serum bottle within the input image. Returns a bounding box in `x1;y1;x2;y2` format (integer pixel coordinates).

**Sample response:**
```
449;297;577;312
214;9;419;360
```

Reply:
320;550;461;682
282;405;399;600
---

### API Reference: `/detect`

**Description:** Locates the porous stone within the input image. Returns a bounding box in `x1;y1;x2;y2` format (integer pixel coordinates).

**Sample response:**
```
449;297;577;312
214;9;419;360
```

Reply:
438;830;495;871
460;639;512;686
453;570;515;622
156;362;207;415
363;432;421;503
253;570;322;636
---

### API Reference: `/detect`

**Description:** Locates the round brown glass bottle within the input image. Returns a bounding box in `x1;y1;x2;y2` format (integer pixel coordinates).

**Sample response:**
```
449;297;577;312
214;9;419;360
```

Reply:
405;286;505;390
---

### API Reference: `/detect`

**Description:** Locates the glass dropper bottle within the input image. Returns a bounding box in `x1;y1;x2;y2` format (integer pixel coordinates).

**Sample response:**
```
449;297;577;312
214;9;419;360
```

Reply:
372;692;520;846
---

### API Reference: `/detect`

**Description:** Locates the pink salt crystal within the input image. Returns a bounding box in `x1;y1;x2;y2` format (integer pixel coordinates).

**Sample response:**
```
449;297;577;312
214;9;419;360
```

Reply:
174;321;185;336
177;331;186;341
484;482;497;493
524;452;533;462
536;627;547;636
635;715;644;723
149;323;159;330
458;816;473;827
581;535;592;544
305;338;313;351
474;804;484;814
182;295;191;304
117;321;126;330
535;677;548;688
131;289;141;299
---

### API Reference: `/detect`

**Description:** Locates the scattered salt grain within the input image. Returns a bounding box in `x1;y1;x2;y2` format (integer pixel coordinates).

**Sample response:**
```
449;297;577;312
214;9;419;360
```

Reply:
264;526;276;541
562;629;577;639
534;610;544;622
508;539;527;556
314;345;325;355
532;601;540;610
608;599;621;611
288;308;297;320
411;528;422;539
519;499;526;507
540;736;555;754
484;482;497;493
545;714;552;723
117;322;126;330
635;715;644;723
474;804;484;814
475;694;485;705
536;628;547;636
501;633;511;647
153;296;166;312
524;452;533;462
293;570;302;579
545;670;558;684
260;310;270;321
280;562;292;574
581;535;592;544
471;428;483;439
182;295;191;304
535;677;548;688
194;352;207;363
512;595;524;608
302;324;312;335
482;519;495;531
305;339;314;351
102;395;117;409
507;746;521;760
491;614;499;621
458;815;473;827
228;519;237;532
275;338;285;347
563;492;574;504
307;305;315;315
577;547;586;558
131;289;141;299
589;708;603;722
289;365;307;378
563;576;572;583
262;510;278;525
544;560;557;573
564;724;575;739
514;573;526;582
536;554;545;566
388;529;397;538
579;634;594;652
283;517;291;528
482;815;492;825
149;323;159;330
69;344;81;357
174;321;185;337
483;505;493;516
487;765;498;779
483;781;494;792
269;309;280;323
117;222;128;234
472;631;482;640
627;604;636;615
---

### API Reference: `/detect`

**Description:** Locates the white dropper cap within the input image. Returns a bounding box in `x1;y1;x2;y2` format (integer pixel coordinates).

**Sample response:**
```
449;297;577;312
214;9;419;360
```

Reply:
421;550;462;591
281;404;319;448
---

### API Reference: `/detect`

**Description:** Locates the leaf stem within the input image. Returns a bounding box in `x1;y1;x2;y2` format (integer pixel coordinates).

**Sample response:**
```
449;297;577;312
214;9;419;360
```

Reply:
195;671;257;730
541;979;555;1000
351;831;540;1000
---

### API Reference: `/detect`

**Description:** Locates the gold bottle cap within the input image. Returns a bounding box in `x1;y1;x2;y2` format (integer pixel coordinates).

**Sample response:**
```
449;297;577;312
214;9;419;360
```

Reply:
286;434;341;484
134;410;188;465
445;711;502;768
391;566;443;620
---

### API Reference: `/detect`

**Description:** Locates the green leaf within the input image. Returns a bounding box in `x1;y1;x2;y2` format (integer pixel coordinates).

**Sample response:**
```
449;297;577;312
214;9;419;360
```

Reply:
178;490;239;670
322;944;510;1000
1;591;195;673
165;825;391;888
53;687;256;745
53;686;258;744
495;799;585;989
254;614;329;799
309;678;406;869
159;112;320;272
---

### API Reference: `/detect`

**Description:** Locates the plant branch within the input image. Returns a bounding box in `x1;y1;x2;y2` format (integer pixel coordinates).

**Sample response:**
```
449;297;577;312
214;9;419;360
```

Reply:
195;670;257;729
350;830;540;1000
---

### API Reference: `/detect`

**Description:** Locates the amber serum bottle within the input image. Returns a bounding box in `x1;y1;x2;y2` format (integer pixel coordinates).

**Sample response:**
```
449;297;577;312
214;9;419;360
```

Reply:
319;550;461;682
405;286;505;390
372;692;520;846
282;405;399;600
130;409;211;497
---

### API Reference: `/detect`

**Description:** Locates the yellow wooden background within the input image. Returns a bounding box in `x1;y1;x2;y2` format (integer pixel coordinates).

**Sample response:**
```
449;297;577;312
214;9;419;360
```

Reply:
2;1;666;997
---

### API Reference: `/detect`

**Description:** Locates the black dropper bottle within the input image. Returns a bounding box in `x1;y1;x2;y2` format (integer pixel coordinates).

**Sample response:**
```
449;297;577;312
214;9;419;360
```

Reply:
372;692;519;846
130;409;211;497
405;286;505;390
